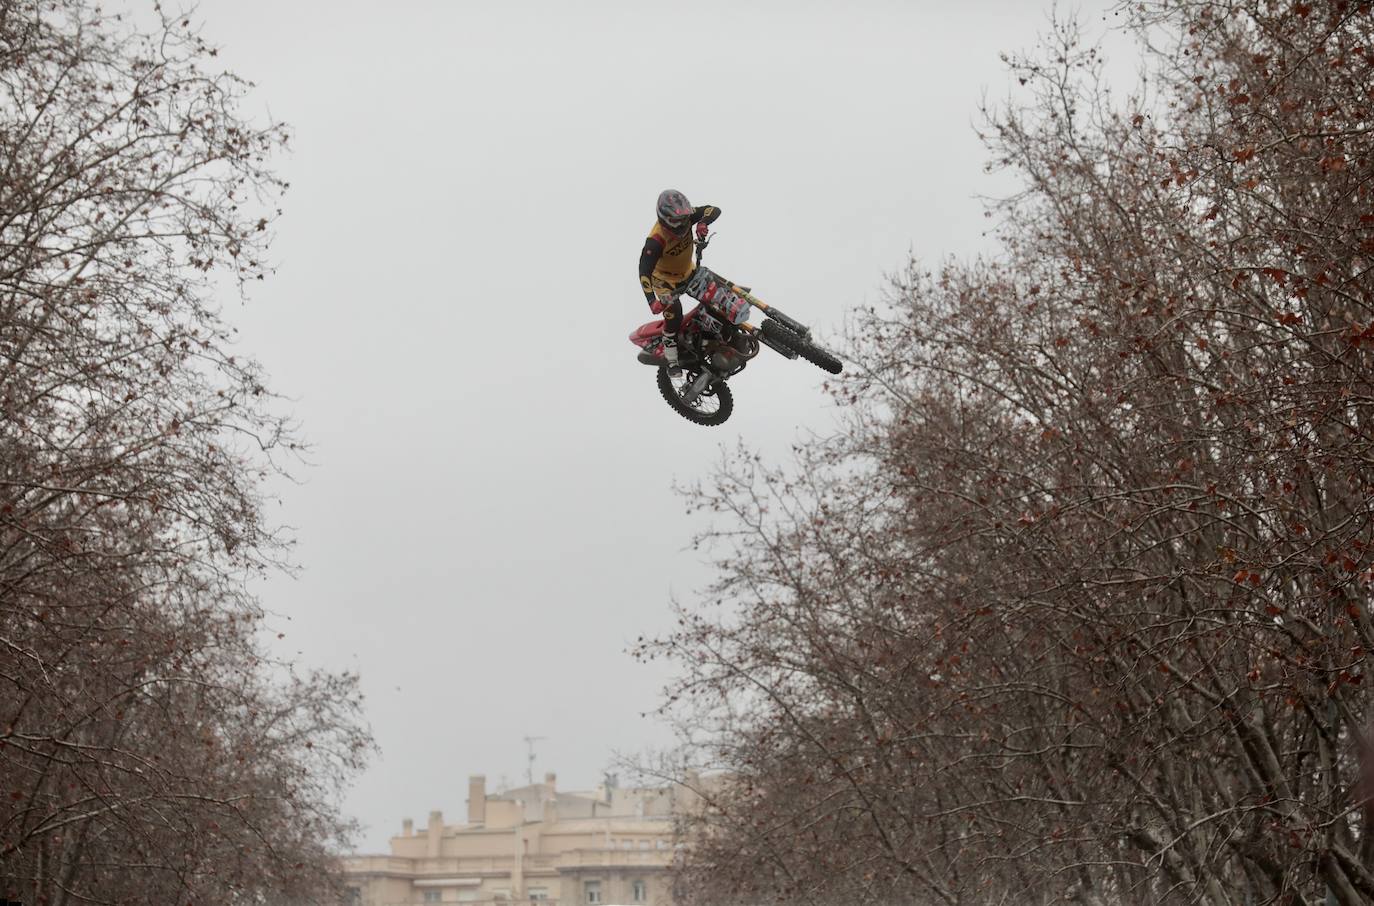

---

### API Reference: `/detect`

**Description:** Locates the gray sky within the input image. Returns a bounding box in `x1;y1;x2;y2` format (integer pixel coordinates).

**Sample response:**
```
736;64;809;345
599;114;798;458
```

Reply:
190;0;1128;852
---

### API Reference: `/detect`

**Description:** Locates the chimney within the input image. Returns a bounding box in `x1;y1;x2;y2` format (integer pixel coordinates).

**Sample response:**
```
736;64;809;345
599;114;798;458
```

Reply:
402;817;413;836
467;774;487;825
427;810;443;858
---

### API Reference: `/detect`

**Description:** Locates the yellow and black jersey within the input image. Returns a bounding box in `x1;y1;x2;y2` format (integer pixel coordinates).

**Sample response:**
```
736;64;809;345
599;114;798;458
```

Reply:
638;205;721;304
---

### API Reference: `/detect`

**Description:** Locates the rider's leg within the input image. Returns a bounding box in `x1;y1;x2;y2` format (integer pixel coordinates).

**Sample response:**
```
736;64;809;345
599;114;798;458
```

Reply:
657;290;685;374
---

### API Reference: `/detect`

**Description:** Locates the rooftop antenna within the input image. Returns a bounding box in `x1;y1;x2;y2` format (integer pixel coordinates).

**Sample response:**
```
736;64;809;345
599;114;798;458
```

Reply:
522;735;546;787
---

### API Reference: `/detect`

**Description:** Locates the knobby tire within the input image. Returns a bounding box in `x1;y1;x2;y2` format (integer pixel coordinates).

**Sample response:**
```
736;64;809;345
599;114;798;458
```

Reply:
760;320;843;374
656;367;734;426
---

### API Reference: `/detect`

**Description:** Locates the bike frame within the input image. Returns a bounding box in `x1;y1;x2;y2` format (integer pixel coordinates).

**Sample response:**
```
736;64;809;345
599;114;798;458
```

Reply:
629;231;824;402
693;234;811;337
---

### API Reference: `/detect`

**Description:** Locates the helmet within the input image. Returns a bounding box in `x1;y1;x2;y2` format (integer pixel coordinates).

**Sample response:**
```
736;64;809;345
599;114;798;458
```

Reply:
656;189;692;232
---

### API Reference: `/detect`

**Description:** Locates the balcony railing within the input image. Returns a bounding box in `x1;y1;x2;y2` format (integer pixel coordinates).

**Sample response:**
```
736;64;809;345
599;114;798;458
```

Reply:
367;901;658;906
561;850;671;867
345;854;520;875
348;849;671;879
372;901;563;906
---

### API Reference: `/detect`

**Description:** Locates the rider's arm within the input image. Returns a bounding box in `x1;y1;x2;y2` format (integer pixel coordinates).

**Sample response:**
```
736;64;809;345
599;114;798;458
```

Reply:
639;235;665;305
691;205;721;225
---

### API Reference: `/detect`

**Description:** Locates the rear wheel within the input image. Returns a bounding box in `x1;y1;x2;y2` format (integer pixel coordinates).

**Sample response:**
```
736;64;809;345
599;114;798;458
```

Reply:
760;320;843;374
656;367;734;426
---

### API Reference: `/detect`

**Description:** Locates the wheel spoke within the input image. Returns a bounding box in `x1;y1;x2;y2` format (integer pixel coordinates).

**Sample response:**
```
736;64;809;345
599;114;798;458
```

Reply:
656;365;734;426
677;373;720;414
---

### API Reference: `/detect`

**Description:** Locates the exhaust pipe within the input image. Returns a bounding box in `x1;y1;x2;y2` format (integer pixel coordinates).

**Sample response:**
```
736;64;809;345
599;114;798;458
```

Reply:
681;371;714;405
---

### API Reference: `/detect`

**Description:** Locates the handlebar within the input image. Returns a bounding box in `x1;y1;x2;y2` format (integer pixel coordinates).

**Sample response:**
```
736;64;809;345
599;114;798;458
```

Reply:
694;234;711;266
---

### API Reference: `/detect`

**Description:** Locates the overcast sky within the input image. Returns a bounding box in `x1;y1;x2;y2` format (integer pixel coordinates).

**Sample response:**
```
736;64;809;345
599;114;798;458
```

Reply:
187;0;1131;852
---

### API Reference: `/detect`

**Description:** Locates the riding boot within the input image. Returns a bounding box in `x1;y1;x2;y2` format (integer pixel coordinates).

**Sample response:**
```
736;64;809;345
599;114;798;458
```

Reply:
662;333;684;377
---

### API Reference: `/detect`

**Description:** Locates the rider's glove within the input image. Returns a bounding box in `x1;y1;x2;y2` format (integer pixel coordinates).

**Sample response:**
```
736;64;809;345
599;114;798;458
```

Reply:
649;300;666;315
695;222;709;241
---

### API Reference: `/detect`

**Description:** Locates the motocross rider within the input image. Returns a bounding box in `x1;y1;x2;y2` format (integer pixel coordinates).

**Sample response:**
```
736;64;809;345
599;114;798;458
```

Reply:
638;189;727;373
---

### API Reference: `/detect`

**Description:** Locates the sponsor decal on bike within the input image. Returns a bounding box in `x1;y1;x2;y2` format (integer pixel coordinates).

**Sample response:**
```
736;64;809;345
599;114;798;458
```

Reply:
696;311;722;335
722;294;751;324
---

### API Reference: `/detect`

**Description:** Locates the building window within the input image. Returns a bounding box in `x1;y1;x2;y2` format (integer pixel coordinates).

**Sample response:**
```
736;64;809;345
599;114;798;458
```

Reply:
632;880;647;902
528;889;549;902
423;893;442;904
584;881;602;904
345;888;362;906
638;839;650;850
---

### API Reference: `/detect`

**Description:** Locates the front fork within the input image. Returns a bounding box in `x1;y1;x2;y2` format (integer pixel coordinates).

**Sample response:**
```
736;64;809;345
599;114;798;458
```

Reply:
688;235;815;370
694;232;811;338
737;290;810;338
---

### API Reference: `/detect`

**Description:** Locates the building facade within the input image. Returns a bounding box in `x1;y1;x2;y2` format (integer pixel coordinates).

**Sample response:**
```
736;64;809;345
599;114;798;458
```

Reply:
344;773;696;906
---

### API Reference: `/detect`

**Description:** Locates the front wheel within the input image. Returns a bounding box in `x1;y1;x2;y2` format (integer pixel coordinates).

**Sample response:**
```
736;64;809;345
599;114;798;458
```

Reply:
760;320;843;374
657;367;734;426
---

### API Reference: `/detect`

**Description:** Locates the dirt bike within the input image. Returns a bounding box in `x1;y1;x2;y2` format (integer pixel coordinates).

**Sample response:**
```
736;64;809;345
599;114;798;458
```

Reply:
628;234;843;426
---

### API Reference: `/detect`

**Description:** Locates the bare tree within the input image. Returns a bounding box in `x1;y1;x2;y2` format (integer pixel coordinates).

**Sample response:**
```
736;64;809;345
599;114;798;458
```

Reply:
0;2;371;903
642;2;1374;904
